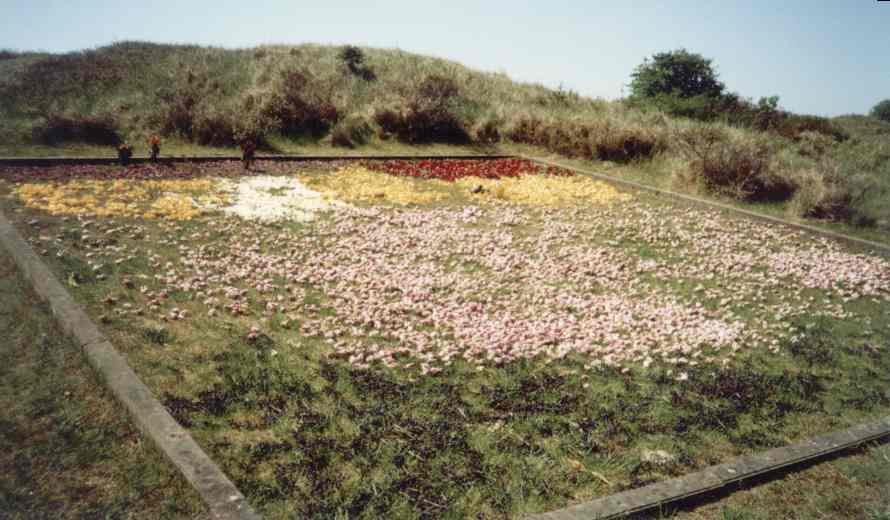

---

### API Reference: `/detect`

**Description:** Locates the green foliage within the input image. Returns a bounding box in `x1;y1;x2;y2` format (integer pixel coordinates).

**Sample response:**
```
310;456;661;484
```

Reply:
871;99;890;123
629;49;725;100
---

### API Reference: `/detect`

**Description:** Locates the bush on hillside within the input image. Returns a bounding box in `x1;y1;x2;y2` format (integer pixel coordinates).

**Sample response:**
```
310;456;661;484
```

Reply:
32;114;121;146
506;117;664;163
0;50;20;60
193;109;236;147
717;96;847;142
796;131;838;158
374;75;471;144
673;125;793;201
155;69;220;139
796;136;890;225
595;124;662;162
870;99;890;124
261;70;339;139
773;114;848;142
331;116;373;148
787;165;857;222
373;109;401;139
472;119;501;145
338;46;376;81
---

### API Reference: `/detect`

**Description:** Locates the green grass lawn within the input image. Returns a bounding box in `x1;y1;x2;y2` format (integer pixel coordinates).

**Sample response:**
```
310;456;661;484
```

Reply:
2;160;890;518
0;249;207;518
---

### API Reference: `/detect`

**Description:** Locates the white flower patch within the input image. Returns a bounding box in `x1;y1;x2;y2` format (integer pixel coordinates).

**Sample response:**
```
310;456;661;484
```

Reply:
211;175;347;222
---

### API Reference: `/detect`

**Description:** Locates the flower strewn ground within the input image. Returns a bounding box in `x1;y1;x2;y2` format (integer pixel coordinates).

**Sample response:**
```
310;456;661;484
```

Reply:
2;159;889;519
303;163;629;207
12;178;227;220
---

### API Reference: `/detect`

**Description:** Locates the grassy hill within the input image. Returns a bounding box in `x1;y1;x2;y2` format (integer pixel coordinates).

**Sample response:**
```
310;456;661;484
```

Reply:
1;41;889;235
0;41;622;149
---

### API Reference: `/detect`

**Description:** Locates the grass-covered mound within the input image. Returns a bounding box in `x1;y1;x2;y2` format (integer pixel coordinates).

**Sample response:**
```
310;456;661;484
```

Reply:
1;42;889;231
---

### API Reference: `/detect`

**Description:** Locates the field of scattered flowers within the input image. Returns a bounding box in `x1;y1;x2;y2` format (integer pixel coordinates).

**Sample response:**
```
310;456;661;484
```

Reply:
2;158;889;519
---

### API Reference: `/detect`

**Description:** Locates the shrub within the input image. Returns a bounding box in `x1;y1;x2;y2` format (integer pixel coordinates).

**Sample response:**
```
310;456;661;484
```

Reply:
193;110;236;147
472;119;502;145
595;124;661;162
788;140;890;225
32;114;121;146
871;99;890;123
398;108;469;144
774;114;848;142
505;117;546;146
373;109;402;139
796;131;837;158
232;107;269;151
331;116;373;148
406;75;470;143
787;167;853;221
155;69;214;139
0;50;19;61
784;158;878;224
506;117;663;163
338;46;376;81
261;70;339;139
674;125;791;200
372;75;471;144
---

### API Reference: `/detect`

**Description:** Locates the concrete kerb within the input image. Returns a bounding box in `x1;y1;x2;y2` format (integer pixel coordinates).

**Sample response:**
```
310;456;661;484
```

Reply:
524;155;890;258
0;208;262;520
530;417;890;520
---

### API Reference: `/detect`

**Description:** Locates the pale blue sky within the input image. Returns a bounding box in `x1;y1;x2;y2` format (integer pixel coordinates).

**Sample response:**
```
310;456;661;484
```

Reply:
1;1;887;116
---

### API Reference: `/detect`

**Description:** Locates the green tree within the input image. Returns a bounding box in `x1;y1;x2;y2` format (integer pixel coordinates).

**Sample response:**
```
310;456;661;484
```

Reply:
871;99;890;123
629;49;725;100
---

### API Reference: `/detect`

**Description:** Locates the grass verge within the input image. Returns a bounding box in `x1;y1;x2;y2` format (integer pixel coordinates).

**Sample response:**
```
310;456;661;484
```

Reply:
0;248;207;518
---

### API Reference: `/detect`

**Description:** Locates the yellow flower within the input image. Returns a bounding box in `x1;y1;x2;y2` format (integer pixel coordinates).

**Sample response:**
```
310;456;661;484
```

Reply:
303;166;451;206
11;178;225;221
453;175;632;206
304;165;632;208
